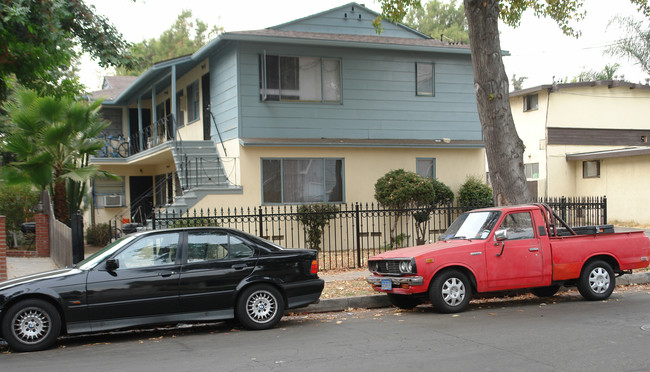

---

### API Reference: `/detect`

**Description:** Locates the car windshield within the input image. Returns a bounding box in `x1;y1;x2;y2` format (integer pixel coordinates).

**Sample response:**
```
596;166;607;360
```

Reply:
440;211;501;241
76;235;137;270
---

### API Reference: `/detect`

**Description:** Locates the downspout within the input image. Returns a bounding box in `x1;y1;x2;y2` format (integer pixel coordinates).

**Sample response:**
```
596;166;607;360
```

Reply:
544;86;552;197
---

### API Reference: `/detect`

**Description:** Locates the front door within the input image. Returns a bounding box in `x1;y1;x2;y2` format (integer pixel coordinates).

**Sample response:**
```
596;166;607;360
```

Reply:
85;232;182;330
179;230;256;314
486;211;544;290
129;176;153;224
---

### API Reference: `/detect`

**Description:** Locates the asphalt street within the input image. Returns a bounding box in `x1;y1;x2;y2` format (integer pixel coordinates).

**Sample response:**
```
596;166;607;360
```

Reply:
2;288;649;372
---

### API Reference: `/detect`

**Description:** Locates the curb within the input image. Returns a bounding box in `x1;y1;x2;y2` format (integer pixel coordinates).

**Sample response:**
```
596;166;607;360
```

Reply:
296;271;650;314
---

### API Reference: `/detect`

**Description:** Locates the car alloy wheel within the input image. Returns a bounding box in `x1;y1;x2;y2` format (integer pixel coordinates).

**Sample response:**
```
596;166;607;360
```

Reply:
236;284;285;330
1;299;61;352
246;289;277;324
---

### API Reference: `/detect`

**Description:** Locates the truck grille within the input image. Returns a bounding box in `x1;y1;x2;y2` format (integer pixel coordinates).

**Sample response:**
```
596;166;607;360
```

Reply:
369;260;402;275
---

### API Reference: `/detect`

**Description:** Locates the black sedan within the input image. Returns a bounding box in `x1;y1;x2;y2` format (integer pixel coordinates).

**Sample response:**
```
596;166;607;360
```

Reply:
0;227;324;352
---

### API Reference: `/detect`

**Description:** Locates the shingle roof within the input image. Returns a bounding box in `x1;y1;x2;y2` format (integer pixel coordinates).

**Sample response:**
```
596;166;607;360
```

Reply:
88;76;138;101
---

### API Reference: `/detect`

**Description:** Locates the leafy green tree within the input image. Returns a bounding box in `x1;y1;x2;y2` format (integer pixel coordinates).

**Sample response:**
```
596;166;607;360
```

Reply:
1;89;112;225
458;176;493;209
606;15;650;75
0;183;39;246
296;203;340;251
0;0;137;102
412;178;454;244
375;169;437;246
404;0;469;43
572;63;620;82
116;10;224;76
375;0;650;206
511;74;528;90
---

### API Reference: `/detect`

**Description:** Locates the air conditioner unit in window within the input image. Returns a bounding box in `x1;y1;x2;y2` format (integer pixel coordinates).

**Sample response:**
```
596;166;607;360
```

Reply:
103;195;124;208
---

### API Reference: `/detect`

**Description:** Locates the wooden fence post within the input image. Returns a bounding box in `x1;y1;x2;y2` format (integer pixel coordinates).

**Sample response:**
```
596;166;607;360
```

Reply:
0;216;7;280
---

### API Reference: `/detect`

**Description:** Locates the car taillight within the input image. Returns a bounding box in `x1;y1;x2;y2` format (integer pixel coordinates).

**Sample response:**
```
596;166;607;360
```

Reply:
310;260;319;274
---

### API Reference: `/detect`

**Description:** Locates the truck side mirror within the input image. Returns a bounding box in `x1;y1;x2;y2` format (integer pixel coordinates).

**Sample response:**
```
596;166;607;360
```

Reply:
495;228;508;241
105;258;120;272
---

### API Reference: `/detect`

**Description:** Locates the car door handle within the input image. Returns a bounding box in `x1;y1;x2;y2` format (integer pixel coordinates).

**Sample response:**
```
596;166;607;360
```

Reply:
529;247;539;252
158;271;176;277
232;264;247;270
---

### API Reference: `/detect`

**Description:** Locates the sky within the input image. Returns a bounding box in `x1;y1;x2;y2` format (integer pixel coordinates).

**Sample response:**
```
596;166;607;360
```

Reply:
81;0;649;91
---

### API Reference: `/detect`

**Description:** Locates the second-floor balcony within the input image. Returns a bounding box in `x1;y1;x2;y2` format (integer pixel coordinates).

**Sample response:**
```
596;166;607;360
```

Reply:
94;114;175;160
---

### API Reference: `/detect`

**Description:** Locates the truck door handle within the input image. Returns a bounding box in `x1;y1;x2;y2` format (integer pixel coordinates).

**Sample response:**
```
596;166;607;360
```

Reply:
529;247;539;252
232;264;247;270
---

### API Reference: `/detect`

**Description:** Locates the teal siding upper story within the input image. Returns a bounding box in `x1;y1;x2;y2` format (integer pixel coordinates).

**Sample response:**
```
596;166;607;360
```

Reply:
94;2;482;149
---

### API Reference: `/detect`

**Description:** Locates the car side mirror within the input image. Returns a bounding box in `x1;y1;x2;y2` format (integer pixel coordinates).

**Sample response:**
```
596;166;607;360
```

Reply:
495;228;508;241
105;258;120;271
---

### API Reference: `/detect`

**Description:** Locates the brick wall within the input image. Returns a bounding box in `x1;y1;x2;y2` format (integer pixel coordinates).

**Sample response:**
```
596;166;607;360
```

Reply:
35;213;50;257
0;216;7;281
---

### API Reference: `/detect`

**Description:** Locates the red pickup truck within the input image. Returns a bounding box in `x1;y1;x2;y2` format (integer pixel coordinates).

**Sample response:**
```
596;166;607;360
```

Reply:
367;204;650;313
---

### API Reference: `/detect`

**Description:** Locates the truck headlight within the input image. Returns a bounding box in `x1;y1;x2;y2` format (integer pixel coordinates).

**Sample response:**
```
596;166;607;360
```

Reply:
399;260;413;273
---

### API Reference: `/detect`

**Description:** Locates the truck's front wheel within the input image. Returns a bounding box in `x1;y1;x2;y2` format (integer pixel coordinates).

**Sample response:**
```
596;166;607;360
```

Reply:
577;260;615;301
429;269;472;313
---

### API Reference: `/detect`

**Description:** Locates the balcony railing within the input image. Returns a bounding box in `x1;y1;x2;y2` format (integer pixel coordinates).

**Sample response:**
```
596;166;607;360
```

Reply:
95;114;175;158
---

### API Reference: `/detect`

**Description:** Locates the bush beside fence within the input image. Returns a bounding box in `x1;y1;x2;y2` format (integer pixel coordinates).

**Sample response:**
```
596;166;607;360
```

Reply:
146;196;607;270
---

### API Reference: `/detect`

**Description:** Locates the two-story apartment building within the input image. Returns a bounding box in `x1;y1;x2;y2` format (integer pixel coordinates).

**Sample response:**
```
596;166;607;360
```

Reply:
88;2;485;228
510;80;650;224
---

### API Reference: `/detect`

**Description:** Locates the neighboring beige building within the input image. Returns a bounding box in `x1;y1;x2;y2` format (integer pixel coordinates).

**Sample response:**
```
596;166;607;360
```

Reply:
510;80;650;224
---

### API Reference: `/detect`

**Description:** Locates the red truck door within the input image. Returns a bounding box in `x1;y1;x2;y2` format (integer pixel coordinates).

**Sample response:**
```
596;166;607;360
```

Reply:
485;211;545;290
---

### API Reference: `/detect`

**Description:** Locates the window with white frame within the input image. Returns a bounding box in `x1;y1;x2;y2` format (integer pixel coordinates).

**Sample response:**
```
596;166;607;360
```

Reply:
524;163;539;179
524;94;538;111
262;158;344;203
186;80;199;122
416;158;436;179
583;160;600;178
259;55;341;103
416;62;434;96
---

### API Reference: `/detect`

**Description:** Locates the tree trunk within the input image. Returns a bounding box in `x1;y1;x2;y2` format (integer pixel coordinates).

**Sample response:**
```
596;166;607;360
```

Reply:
464;0;532;206
53;178;69;226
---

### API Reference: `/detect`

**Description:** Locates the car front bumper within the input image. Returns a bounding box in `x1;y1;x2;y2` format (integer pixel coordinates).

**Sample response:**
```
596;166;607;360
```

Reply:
366;275;424;287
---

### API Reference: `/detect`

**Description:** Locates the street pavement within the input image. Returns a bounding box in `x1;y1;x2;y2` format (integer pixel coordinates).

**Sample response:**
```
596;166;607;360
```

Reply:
2;290;650;370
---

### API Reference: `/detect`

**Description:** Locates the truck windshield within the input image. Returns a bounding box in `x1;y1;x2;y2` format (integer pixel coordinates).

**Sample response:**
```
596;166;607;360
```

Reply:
440;211;501;240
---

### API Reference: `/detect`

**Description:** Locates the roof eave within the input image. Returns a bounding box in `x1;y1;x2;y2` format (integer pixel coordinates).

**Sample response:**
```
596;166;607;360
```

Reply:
220;33;472;54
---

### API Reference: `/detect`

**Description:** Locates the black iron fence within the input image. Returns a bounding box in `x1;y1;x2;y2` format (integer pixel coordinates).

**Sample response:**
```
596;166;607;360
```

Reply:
150;196;607;270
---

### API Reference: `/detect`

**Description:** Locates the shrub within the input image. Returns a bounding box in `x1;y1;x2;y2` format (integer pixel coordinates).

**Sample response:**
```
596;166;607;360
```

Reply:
458;176;493;209
0;184;39;247
85;223;111;247
431;178;454;205
297;203;339;251
172;218;216;228
374;169;436;208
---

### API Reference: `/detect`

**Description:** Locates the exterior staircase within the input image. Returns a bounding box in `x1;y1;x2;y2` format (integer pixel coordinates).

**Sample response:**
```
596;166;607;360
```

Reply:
163;140;242;215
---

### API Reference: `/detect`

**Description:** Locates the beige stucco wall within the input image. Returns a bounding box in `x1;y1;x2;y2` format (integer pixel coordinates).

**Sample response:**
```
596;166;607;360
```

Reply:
197;146;486;208
546;86;650;129
572;154;650;225
509;90;549;196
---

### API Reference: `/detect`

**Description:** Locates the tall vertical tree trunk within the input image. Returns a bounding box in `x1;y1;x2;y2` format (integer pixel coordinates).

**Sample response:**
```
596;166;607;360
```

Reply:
54;178;69;226
464;0;532;205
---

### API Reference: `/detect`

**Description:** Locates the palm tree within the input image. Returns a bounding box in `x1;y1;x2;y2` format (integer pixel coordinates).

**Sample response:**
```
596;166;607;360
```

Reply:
2;88;110;225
